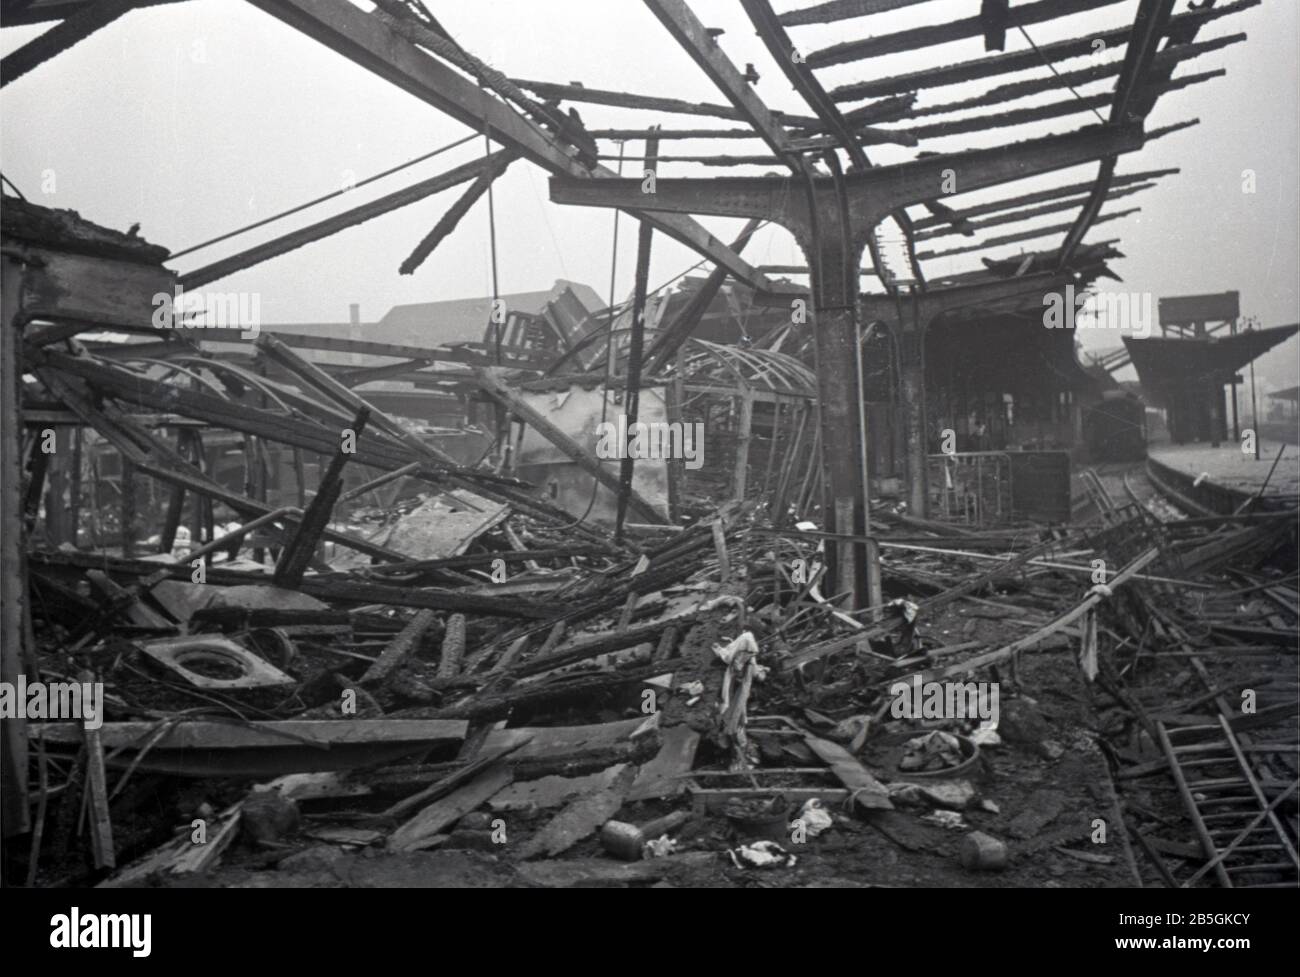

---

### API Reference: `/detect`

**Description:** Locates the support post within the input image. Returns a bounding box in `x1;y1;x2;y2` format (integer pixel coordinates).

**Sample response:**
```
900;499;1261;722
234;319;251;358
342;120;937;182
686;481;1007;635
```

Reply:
805;232;874;609
732;391;755;502
898;322;929;517
616;131;658;541
1;255;30;835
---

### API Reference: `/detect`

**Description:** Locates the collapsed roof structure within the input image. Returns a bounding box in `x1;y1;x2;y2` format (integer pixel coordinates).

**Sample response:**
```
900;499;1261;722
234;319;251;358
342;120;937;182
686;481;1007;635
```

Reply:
1;0;1296;893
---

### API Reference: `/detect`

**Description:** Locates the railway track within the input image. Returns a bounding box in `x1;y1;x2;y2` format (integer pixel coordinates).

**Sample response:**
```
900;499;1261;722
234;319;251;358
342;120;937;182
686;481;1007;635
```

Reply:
1082;460;1299;887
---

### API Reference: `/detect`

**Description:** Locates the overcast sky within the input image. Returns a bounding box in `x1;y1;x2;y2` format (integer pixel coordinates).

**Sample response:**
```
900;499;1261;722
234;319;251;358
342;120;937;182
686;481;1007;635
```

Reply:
2;0;1296;386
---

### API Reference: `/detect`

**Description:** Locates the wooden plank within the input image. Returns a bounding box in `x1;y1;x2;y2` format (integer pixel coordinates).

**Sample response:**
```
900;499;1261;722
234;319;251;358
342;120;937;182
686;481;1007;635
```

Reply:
914;182;1152;241
490;768;630;812
516;763;637;860
388;765;513;851
803;735;893;810
30;549;552;619
34;719;467;749
99;805;241;887
627;725;700;801
19;247;173;330
482;715;660;763
82;719;116;869
380;736;533;822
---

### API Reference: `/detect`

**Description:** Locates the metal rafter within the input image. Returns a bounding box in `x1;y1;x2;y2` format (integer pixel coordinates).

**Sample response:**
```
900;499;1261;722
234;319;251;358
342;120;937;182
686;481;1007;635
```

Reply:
739;0;921;289
244;0;787;295
640;0;803;170
1058;0;1177;266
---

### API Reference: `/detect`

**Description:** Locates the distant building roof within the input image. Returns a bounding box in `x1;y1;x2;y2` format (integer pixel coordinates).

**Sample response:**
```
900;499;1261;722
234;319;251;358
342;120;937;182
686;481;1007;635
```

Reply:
261;279;604;353
376;279;604;348
1268;385;1300;402
1124;324;1300;408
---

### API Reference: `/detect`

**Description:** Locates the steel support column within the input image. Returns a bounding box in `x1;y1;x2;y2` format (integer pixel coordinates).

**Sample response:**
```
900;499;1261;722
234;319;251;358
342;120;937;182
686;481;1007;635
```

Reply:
807;230;872;606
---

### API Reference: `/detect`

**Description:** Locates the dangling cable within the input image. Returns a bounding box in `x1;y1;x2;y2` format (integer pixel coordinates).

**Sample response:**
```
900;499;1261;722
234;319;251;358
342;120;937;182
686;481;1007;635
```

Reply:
555;142;626;529
485;126;502;365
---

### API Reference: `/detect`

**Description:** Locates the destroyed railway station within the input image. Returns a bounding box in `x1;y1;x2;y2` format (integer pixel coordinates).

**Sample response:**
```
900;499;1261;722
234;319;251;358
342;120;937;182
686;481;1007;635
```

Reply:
0;0;1296;894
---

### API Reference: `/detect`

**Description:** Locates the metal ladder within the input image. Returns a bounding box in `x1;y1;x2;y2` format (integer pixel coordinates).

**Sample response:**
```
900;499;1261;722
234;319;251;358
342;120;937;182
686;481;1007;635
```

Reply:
1156;716;1299;888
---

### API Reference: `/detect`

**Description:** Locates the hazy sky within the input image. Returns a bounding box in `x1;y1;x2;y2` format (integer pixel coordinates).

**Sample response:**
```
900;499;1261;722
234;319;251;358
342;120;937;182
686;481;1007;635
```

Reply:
2;0;1296;385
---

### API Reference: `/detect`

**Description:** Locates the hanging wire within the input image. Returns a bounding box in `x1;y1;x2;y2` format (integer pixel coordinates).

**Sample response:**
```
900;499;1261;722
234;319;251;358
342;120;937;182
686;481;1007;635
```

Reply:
1017;24;1108;125
168;133;478;259
555;141;627;529
484;126;502;364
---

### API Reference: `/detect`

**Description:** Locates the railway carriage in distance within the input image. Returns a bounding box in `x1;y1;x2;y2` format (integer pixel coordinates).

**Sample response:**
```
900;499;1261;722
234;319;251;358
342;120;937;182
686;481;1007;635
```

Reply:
1083;390;1148;463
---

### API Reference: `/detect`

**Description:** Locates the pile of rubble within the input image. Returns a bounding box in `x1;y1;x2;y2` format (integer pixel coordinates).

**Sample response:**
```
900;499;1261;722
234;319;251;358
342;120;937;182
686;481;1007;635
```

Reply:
12;398;1296;886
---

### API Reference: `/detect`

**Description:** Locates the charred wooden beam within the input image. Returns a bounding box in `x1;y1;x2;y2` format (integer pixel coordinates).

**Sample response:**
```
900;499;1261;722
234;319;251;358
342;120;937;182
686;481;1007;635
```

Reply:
1;0;138;88
900;70;1219;141
827;0;1255;100
590;126;915;147
909;33;1243;119
0;0;180;27
360;609;437;685
1059;0;1177;265
179;152;505;290
807;0;1126;68
274;408;370;588
740;0;922;283
911;167;1176;230
641;0;803;169
778;0;933;27
400;151;517;275
30;550;554;619
742;0;870;172
512;77;817;127
255;333;459;466
437;613;466;678
918;208;1138;260
913;182;1153;241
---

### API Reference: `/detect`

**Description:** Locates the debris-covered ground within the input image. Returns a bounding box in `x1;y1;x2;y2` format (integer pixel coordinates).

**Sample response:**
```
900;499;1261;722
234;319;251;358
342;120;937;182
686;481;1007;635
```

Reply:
9;417;1297;888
